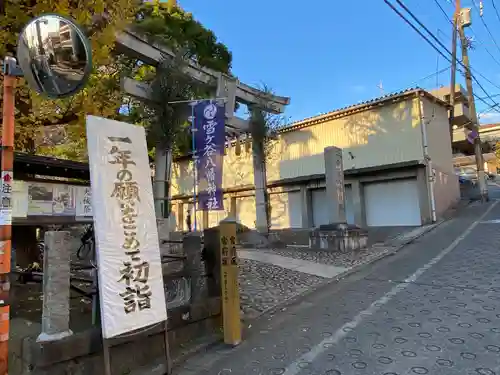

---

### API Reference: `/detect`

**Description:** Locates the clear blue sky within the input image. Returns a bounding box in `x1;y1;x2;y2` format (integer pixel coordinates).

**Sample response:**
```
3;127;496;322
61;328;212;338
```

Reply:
179;0;500;125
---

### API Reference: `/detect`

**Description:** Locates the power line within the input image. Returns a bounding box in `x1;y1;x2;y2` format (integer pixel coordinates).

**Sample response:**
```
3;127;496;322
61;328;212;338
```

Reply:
491;0;500;25
385;0;500;113
471;0;500;55
399;0;500;97
433;0;453;25
469;26;500;68
395;0;454;62
386;66;451;95
432;0;500;76
384;0;453;62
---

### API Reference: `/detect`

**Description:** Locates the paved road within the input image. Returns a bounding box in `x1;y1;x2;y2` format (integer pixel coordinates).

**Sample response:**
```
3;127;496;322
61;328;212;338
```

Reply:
488;182;500;200
176;199;500;375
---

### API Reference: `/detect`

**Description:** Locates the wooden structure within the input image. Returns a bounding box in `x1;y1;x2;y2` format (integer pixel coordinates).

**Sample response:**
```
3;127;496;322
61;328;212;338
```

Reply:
3;152;90;225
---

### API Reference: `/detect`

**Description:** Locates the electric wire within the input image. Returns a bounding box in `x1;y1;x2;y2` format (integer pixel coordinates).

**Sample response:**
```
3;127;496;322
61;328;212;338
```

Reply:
471;0;500;55
469;26;500;68
434;0;500;69
386;66;451;96
384;0;500;113
433;0;454;25
396;0;500;94
492;0;500;26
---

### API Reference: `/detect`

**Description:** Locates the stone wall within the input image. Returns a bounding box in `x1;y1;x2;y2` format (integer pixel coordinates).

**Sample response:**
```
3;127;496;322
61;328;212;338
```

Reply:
10;298;221;375
10;227;223;375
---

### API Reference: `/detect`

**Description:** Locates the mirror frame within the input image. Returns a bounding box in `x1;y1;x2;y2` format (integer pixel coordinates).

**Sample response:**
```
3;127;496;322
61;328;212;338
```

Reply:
16;13;93;99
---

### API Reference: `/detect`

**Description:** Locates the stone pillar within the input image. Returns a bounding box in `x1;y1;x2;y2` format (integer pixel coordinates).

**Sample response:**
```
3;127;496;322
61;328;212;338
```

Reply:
177;202;184;231
183;233;205;302
230;196;237;217
37;231;72;342
300;186;311;228
324;146;346;224
202;228;221;297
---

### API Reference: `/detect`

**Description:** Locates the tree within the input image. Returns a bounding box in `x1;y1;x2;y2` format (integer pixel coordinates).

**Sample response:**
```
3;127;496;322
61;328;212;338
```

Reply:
1;0;232;162
140;52;197;218
129;0;233;219
132;0;232;74
0;0;140;158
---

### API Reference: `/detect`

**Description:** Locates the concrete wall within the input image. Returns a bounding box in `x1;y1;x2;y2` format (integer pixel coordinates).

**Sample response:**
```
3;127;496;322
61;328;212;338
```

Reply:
422;97;455;175
433;168;460;217
170;98;425;195
169;164;433;232
421;97;460;217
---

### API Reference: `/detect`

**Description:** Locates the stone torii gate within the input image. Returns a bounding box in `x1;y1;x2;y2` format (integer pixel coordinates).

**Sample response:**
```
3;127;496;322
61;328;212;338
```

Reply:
114;29;291;229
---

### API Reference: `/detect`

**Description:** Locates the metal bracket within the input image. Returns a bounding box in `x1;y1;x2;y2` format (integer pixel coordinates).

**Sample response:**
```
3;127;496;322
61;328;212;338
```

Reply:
2;57;24;77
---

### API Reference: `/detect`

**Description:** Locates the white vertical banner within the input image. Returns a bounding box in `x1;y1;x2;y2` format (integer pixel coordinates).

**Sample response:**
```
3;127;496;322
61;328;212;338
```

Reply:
86;115;167;339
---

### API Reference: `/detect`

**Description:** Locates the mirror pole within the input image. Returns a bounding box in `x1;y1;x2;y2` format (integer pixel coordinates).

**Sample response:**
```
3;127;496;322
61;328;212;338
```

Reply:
0;56;21;375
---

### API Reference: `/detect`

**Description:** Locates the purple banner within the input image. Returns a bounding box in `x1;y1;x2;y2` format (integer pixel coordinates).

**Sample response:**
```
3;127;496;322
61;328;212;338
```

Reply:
194;100;225;211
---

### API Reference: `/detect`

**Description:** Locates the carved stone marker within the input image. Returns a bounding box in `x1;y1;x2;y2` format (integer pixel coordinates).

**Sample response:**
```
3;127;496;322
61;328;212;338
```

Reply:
183;232;205;303
37;231;73;342
309;147;368;252
324;146;346;224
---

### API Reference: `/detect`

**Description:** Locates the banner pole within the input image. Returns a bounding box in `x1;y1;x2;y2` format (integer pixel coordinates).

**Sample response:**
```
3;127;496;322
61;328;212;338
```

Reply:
191;101;197;232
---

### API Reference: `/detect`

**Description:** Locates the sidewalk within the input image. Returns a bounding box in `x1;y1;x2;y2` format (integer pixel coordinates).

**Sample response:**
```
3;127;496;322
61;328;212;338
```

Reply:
174;200;500;375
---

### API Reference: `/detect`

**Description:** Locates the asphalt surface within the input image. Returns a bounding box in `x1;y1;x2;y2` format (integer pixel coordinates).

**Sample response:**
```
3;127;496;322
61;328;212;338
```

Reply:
175;195;500;375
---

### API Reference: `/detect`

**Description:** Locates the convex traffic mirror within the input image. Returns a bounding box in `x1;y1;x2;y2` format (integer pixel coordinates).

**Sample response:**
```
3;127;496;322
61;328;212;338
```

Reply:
17;14;92;98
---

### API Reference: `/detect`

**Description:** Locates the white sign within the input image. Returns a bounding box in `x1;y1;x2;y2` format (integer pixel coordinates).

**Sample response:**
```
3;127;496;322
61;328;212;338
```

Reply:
12;181;28;218
86;115;167;339
0;171;13;225
75;186;93;217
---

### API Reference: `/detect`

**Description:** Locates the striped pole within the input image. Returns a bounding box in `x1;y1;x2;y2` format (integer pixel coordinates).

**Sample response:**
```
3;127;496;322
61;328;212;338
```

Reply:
0;73;15;375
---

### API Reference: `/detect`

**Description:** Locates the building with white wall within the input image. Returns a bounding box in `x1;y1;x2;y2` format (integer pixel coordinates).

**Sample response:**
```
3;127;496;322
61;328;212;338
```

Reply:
169;88;459;230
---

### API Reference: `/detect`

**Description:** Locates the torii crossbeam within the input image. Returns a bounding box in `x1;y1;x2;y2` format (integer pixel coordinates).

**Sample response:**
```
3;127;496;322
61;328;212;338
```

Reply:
115;30;290;135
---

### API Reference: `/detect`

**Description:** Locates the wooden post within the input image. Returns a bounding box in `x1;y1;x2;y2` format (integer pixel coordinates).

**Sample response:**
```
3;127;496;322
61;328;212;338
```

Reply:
218;217;241;346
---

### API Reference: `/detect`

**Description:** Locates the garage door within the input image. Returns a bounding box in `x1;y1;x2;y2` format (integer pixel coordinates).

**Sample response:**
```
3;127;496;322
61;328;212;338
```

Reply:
311;189;328;227
345;185;355;225
312;187;355;227
288;191;302;228
269;191;303;229
236;196;256;229
364;179;421;227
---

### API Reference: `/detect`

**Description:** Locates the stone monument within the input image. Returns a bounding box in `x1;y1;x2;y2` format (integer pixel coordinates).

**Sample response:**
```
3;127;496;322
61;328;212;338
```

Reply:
309;147;368;252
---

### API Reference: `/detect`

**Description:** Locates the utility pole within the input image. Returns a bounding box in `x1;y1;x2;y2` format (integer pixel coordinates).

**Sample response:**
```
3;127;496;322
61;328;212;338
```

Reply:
448;0;460;136
458;8;489;202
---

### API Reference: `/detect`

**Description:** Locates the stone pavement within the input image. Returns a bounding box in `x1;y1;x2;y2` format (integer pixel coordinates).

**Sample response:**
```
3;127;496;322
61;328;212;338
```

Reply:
174;200;500;375
238;225;437;319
